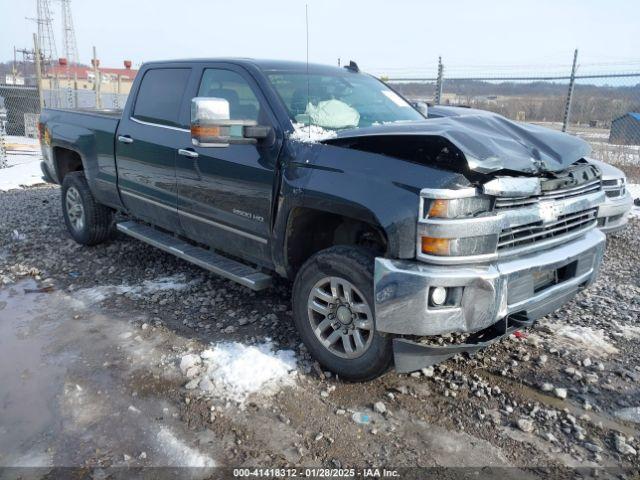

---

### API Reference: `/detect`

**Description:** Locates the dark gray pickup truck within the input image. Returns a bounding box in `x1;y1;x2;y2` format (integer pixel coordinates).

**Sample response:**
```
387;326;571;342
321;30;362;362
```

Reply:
39;58;606;380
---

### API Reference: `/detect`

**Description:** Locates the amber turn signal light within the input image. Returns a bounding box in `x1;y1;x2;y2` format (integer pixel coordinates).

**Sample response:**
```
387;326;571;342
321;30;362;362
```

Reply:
427;199;449;218
191;125;221;137
421;237;451;256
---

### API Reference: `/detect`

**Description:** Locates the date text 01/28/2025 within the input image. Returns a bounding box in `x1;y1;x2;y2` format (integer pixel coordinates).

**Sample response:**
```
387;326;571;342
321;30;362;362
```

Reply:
232;468;400;477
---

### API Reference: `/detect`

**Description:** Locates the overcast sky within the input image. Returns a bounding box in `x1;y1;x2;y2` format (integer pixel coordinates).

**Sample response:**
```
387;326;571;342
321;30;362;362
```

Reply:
1;0;639;76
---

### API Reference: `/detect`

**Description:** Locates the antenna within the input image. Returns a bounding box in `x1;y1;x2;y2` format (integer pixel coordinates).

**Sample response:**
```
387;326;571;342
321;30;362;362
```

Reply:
305;4;310;138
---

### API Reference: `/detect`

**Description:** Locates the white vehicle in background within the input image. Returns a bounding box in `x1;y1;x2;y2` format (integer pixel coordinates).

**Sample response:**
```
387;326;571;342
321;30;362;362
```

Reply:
587;159;633;233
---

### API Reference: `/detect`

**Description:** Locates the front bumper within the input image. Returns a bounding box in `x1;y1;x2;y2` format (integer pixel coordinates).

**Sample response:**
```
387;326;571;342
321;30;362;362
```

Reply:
597;191;633;233
374;228;606;337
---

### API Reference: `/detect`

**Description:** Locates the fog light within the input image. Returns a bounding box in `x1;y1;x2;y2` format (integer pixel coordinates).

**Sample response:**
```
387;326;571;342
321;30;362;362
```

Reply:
430;286;447;306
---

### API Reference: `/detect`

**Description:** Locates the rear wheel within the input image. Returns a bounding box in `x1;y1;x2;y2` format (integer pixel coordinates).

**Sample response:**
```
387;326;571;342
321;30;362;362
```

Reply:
292;246;393;381
61;172;114;246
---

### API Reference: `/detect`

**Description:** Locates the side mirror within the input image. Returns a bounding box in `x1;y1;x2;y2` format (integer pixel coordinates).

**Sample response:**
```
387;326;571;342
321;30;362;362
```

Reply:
412;101;429;117
190;97;271;147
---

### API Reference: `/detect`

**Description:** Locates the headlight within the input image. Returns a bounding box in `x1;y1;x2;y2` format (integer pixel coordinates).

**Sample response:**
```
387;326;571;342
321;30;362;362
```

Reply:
426;196;492;219
418;188;498;259
421;234;498;256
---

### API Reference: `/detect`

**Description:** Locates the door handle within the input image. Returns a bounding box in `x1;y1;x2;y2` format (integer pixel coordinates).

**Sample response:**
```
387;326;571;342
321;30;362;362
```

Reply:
118;135;134;144
178;148;199;158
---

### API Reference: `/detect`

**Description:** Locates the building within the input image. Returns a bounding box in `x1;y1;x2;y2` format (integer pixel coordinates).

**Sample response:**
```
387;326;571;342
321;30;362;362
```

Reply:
43;63;139;95
609;112;640;145
47;64;138;82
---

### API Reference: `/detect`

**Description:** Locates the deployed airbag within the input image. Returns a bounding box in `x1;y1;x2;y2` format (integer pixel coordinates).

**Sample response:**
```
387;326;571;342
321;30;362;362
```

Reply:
302;100;360;129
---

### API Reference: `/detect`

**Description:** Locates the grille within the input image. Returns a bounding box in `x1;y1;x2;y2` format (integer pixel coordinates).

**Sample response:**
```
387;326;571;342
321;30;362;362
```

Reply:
605;188;623;198
494;179;601;210
498;208;598;250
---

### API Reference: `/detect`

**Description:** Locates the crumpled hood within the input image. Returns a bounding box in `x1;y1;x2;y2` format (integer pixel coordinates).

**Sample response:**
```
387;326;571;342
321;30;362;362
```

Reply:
324;114;591;174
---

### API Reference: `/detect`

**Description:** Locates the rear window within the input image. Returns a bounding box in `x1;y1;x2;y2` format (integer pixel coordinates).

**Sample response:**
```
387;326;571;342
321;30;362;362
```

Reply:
133;68;190;127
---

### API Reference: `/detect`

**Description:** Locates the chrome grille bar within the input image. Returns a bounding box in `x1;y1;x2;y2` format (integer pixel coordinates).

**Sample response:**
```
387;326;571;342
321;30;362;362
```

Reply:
495;179;601;209
498;208;597;249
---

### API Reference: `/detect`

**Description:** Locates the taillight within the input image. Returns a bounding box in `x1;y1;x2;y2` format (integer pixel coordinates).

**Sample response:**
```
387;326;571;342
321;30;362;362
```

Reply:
38;122;51;145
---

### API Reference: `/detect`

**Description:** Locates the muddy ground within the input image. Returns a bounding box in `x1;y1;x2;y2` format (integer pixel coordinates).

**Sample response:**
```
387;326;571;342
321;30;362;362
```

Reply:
0;185;639;478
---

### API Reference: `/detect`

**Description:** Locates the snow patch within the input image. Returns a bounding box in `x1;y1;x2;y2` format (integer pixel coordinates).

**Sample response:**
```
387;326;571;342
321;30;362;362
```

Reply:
74;274;196;307
611;319;640;340
156;427;215;467
0;153;45;191
628;184;640;219
539;321;618;356
180;341;297;403
11;230;26;241
615;407;640;424
289;123;337;143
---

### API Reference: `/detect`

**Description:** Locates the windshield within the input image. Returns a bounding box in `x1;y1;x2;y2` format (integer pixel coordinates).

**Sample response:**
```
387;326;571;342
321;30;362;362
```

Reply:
267;71;424;130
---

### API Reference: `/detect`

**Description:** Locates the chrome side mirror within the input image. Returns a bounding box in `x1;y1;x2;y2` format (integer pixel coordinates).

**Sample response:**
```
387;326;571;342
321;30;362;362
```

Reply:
412;101;429;117
190;97;271;147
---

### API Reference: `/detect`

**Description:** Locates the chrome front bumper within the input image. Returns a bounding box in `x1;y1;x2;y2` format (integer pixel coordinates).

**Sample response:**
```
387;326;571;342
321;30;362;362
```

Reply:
597;191;632;233
374;229;606;336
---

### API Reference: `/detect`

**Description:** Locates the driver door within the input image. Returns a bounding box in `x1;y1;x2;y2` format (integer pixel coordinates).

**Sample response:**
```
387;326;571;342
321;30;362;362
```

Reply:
176;65;283;267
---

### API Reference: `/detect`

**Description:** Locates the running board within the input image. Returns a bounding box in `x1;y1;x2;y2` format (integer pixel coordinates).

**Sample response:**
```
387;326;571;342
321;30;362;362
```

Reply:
116;221;272;291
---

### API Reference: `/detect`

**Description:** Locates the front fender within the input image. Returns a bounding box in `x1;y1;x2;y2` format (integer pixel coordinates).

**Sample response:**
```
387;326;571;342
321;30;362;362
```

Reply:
271;141;465;274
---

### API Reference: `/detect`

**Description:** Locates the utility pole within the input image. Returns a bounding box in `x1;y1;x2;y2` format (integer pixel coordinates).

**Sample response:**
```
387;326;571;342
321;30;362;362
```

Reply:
33;33;44;109
73;72;78;108
0;120;7;169
562;49;578;132
93;46;102;109
0;108;7;168
12;47;18;84
434;56;444;105
115;74;122;109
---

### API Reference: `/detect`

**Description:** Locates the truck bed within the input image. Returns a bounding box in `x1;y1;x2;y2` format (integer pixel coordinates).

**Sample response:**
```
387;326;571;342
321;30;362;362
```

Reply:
39;107;122;209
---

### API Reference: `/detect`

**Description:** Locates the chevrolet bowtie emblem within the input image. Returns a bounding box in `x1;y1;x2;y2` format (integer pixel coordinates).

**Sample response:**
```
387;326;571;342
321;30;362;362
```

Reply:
539;201;560;223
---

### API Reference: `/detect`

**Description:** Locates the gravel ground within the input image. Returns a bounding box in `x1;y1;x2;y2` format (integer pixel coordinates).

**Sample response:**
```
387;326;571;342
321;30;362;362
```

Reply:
1;185;639;476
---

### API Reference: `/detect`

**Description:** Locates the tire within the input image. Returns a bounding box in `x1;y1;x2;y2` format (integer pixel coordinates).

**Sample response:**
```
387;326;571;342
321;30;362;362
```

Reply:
40;162;55;184
61;171;114;246
292;246;393;381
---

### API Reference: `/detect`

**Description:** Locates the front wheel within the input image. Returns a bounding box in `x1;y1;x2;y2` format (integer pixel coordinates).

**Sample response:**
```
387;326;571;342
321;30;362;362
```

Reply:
292;246;393;381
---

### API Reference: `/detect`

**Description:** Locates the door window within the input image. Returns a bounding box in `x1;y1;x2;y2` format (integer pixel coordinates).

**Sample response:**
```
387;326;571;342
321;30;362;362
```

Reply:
133;68;191;127
198;69;261;122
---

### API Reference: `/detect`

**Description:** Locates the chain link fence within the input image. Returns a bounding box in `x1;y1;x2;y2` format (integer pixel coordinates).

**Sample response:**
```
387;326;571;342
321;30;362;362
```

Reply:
387;64;640;180
2;58;640;179
0;78;128;169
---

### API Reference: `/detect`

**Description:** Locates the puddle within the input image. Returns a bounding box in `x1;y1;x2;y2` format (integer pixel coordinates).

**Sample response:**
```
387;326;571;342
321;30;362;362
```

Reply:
0;280;64;467
479;370;639;438
0;280;219;469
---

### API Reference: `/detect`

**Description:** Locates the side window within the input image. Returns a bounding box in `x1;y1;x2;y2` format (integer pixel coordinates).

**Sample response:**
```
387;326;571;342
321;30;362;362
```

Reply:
198;69;261;122
133;68;191;127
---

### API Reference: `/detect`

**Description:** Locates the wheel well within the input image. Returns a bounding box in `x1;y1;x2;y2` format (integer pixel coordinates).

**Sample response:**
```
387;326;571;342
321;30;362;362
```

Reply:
53;147;83;182
285;208;387;278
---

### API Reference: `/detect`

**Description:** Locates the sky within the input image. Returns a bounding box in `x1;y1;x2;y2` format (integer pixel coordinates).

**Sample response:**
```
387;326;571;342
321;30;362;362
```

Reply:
1;0;639;77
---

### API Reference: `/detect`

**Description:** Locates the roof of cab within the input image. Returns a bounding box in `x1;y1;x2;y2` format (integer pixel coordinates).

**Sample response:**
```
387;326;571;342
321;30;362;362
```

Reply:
140;58;357;75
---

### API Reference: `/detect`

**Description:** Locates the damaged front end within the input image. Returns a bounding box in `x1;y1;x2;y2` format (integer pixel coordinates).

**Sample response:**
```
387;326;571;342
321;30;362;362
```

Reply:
331;115;608;372
374;161;606;371
324;113;592;175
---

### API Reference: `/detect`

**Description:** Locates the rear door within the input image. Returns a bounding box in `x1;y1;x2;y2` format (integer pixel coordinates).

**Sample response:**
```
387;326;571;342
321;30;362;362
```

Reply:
175;64;283;267
116;66;192;231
